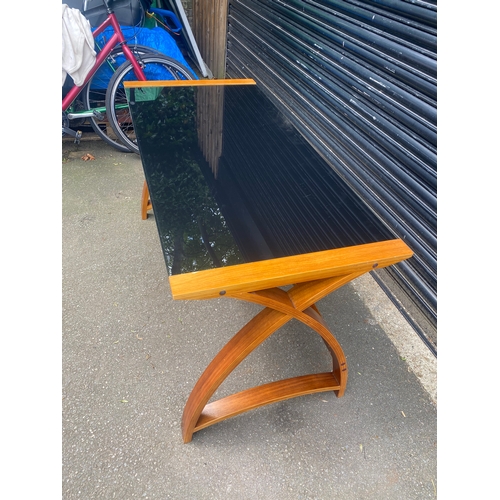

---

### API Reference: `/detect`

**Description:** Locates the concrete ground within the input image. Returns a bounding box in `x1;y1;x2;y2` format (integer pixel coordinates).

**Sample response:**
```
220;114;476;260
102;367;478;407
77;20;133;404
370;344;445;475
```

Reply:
62;136;437;499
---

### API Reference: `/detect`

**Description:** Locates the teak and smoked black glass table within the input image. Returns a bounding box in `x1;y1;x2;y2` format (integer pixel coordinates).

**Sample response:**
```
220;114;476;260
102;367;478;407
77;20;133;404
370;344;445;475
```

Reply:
124;79;413;443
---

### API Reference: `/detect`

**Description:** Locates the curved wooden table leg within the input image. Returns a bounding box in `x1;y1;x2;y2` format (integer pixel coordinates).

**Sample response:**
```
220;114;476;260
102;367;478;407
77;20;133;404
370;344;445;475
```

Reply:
182;307;291;442
141;180;152;220
181;274;362;443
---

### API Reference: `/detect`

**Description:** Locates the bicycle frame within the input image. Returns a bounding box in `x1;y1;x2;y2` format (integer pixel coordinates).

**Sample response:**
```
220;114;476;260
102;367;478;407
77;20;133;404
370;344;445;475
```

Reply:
62;7;147;112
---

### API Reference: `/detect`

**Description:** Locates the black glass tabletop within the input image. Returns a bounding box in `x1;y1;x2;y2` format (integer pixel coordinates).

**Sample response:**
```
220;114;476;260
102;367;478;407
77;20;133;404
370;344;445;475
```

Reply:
126;80;394;275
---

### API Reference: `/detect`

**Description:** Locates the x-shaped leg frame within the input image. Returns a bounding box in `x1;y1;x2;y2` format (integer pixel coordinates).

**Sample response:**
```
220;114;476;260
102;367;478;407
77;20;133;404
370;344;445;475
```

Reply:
170;239;413;443
181;271;365;443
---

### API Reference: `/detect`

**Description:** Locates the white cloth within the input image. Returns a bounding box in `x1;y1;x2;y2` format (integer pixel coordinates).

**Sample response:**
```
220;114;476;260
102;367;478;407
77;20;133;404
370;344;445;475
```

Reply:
62;4;96;87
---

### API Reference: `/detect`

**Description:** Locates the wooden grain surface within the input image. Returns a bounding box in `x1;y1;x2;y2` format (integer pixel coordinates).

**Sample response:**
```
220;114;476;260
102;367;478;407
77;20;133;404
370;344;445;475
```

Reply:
170;239;413;300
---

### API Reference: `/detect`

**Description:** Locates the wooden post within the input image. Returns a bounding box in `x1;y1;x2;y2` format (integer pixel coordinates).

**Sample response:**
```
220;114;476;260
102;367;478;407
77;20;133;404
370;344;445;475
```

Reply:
192;0;229;79
192;0;229;177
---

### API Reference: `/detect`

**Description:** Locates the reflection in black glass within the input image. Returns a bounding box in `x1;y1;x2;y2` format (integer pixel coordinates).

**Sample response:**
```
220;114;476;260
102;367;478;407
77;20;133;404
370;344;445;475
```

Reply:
130;87;244;274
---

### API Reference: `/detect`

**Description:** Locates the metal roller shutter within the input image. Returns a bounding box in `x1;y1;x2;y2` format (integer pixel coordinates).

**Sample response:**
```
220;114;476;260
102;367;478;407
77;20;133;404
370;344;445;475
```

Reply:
225;0;437;353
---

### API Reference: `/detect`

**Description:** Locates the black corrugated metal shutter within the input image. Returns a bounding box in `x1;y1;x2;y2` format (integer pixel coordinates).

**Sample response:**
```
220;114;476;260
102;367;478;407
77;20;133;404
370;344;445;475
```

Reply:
225;0;437;352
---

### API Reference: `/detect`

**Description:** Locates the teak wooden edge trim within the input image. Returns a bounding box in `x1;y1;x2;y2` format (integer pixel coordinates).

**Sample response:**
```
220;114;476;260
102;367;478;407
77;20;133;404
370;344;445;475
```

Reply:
123;78;256;88
170;239;413;301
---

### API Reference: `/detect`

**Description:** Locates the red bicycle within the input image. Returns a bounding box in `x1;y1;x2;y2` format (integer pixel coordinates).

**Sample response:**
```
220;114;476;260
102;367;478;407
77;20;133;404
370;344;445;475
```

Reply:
62;0;194;153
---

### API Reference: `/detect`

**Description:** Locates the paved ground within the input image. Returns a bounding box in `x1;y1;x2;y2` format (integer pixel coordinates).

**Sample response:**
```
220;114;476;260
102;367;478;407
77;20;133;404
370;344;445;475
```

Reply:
62;136;437;499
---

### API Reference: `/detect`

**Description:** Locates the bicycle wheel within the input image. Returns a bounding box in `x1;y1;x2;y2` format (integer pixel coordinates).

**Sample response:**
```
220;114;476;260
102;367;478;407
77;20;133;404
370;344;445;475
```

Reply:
83;45;161;152
105;54;194;154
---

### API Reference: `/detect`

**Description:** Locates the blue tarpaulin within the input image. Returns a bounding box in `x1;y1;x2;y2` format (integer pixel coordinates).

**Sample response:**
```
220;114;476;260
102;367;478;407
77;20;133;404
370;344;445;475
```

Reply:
91;25;197;88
